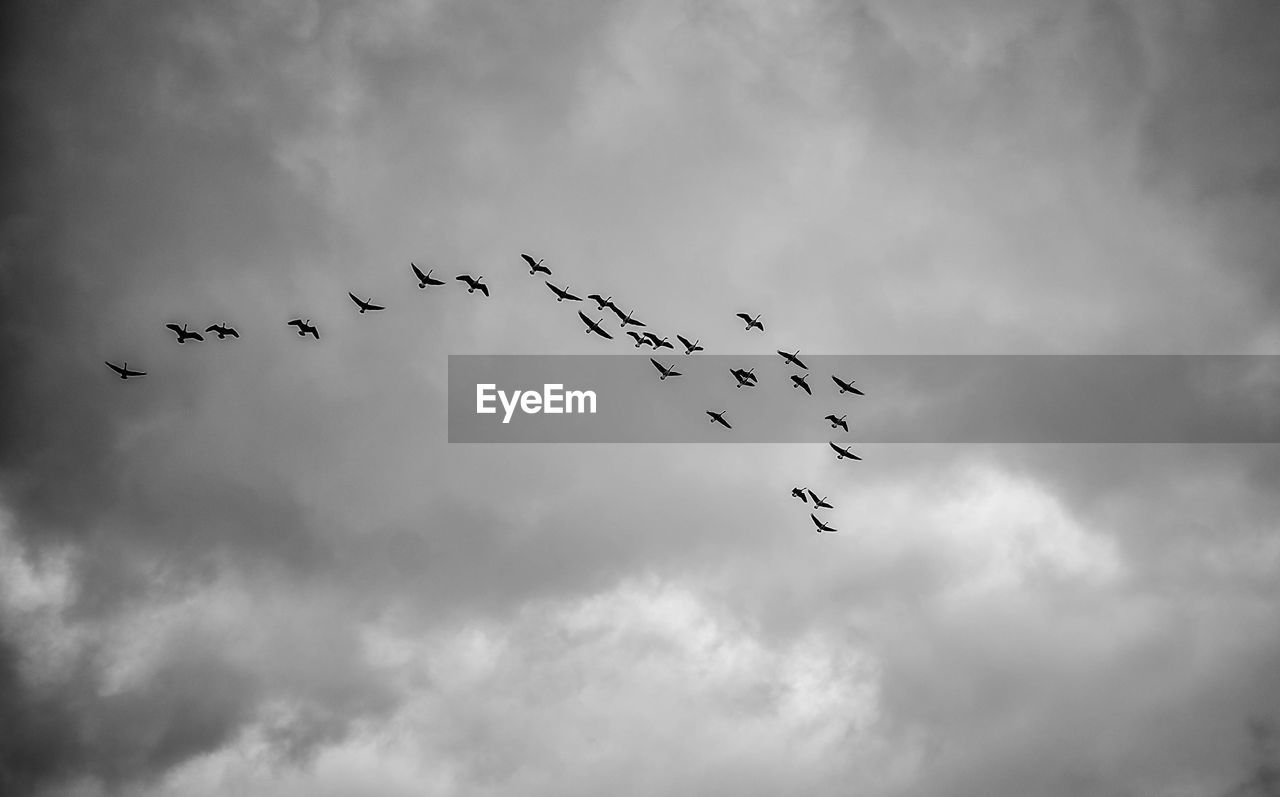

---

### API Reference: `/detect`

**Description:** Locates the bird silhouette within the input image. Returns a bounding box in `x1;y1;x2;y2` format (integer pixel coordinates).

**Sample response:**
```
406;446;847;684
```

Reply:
643;333;673;350
677;335;703;354
105;361;145;379
578;311;613;339
824;414;848;432
545;281;582;302
736;313;764;332
456;275;490;296
810;513;837;533
807;490;833;509
349;293;386;313
706;410;731;429
587;294;616;312
205;323;239;339
831;375;864;395
521;254;551;275
829;442;861;461
730;367;757;388
626;330;650;348
165;323;204;343
412;263;445;288
777;349;807;369
650;358;682;380
288;318;319;339
790;373;812;395
791;487;808;502
614;309;645;328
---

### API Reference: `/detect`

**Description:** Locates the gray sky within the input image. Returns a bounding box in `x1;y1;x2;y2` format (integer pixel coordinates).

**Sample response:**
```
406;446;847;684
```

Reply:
2;1;1279;795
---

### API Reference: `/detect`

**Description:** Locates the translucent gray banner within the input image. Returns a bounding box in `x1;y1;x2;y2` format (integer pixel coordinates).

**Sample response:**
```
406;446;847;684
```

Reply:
447;355;1280;443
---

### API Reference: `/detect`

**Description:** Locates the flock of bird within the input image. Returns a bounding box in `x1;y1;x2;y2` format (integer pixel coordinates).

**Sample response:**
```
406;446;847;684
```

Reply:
105;253;866;533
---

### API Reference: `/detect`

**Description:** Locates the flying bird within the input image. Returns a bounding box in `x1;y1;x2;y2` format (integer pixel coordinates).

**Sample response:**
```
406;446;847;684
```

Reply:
545;281;581;302
777;349;807;369
205;323;239;339
165;323;204;343
521;254;551;275
791;487;808;503
105;361;145;379
578;311;613;339
810;513;837;533
626;331;650;348
456;274;490;296
677;335;703;354
288;318;319;339
706;410;731;429
587;294;617;312
349;293;386;313
807;490;833;510
736;313;764;332
650;358;682;380
730;367;757;388
790;373;812;395
831;375;865;395
824;414;848;432
643;333;673;350
412;263;445;288
614;309;645;328
829;442;861;461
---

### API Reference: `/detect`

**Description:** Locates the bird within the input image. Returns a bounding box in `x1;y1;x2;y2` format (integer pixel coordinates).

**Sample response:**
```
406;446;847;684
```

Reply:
165;323;204;343
613;309;645;328
829;442;861;461
807;490;833;510
736;313;764;332
650;358;682;380
105;361;145;379
205;323;239;339
349;293;386;313
706;410;731;429
824;414;848;432
791;487;808;502
288;318;319;339
730;367;757;388
790;373;812;395
677;335;703;354
545;281;581;302
578;311;613;339
411;263;445;288
626;331;651;348
832;375;864;395
521;254;551;275
456;275;490;296
587;294;617;312
643;332;674;350
777;349;807;369
810;513;837;533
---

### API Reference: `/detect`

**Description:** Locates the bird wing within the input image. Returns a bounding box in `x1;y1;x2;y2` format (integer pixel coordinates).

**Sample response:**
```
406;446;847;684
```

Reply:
191;332;204;340
165;323;183;334
608;304;627;320
478;283;490;296
288;319;303;328
829;442;843;454
309;327;319;338
105;361;124;375
205;325;219;333
521;254;537;268
455;275;471;284
595;326;612;339
127;367;146;376
801;381;811;395
564;291;581;301
369;302;385;310
650;358;665;373
678;335;693;348
810;513;822;527
807;489;820;502
412;263;427;280
795;357;807;369
349;292;363;305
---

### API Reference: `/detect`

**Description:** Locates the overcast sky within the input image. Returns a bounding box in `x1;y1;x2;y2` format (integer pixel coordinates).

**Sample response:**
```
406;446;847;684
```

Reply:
2;1;1279;795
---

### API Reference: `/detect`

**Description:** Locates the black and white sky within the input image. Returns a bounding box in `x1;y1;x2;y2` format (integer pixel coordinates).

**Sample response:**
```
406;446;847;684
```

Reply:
3;1;1280;795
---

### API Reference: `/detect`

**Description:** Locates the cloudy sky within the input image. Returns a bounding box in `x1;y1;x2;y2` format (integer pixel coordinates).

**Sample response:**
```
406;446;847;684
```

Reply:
3;1;1280;795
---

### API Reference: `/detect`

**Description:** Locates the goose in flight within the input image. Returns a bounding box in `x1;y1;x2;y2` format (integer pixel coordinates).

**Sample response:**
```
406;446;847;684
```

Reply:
545;281;581;302
625;330;650;348
613;309;646;328
677;335;703;354
791;487;808;503
521;254;551;275
777;349;807;369
810;513;837;533
412;263;445;288
824;414;848;432
643;333;674;350
288;318;319;339
165;323;204;343
730;367;757;388
587;294;617;313
736;313;764;332
831;375;864;395
349;293;386;313
105;361;146;379
456;275;490;296
706;410;731;429
650;358;682;380
790;374;812;395
829;442;861;461
205;323;239;339
578;311;614;339
807;490;833;510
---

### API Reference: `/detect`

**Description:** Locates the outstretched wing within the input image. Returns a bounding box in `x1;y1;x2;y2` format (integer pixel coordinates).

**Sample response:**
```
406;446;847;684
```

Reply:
288;319;303;328
478;283;490;296
650;358;665;373
736;313;752;323
165;323;183;334
105;361;125;375
521;253;539;269
191;331;204;341
412;262;428;281
455;275;471;284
